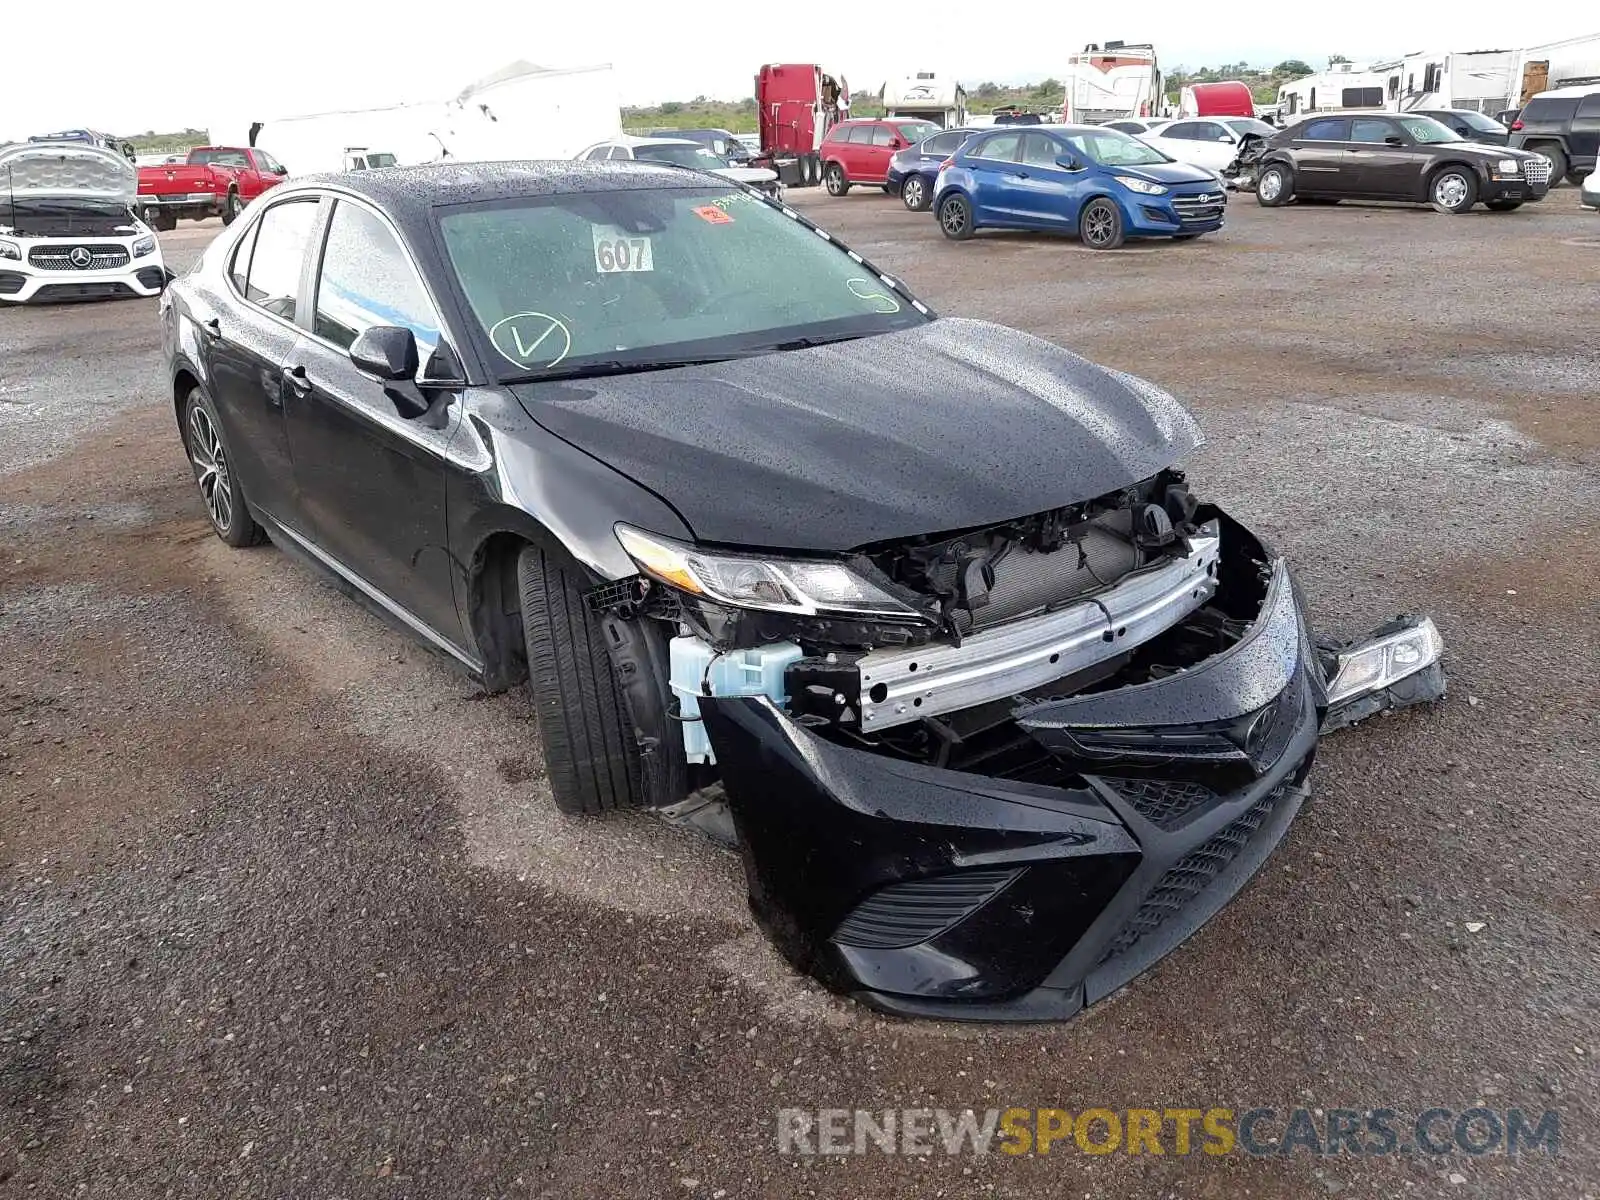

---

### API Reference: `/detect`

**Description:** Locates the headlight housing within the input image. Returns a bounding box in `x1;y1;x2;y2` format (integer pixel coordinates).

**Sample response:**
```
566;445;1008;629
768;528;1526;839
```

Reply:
132;235;157;258
1496;158;1521;175
1114;175;1168;196
1325;617;1444;705
0;238;19;261
615;525;925;620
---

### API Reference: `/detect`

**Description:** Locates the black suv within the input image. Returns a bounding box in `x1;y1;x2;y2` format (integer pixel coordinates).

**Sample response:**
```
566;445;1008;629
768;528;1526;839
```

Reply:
1508;87;1600;185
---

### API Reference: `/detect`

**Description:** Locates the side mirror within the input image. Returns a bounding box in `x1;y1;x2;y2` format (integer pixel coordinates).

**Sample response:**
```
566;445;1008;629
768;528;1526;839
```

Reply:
350;325;418;381
1055;154;1085;171
1384;135;1404;146
273;164;288;176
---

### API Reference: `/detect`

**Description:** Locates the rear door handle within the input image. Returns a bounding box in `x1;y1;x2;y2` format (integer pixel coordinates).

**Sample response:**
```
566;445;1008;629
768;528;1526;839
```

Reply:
281;363;313;396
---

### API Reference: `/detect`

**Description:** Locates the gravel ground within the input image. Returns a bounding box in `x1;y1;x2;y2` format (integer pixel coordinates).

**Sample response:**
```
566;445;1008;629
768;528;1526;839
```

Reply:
2;196;1598;1199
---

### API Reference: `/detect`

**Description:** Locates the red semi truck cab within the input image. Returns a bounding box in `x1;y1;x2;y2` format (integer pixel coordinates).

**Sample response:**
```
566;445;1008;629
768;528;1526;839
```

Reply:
755;63;849;188
136;146;286;230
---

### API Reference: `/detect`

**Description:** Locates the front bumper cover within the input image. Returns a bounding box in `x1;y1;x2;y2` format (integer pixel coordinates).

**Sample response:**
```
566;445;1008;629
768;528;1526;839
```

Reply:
698;535;1430;1021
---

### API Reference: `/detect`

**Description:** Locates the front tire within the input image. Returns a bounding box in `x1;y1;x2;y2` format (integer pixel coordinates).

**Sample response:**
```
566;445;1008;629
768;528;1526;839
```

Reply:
1079;197;1125;249
901;174;931;211
824;163;850;196
1429;166;1477;214
1256;162;1293;206
937;192;974;240
1484;199;1523;212
517;545;643;815
182;388;262;548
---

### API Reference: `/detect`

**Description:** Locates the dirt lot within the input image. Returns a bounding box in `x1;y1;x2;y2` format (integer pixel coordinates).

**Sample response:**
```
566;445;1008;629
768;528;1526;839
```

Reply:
3;193;1598;1199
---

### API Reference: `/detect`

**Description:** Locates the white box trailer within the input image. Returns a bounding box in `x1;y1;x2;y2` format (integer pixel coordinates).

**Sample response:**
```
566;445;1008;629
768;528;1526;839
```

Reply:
883;73;967;128
434;61;622;162
1276;63;1391;121
219;103;450;176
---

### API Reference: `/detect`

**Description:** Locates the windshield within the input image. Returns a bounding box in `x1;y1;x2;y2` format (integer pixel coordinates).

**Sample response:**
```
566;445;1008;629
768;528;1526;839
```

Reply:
1452;110;1508;134
1397;116;1463;144
1061;128;1171;166
1224;118;1278;138
439;186;929;381
636;143;729;169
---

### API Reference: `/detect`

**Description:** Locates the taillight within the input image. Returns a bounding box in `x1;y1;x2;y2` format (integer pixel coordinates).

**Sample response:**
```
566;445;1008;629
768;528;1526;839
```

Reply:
1511;119;1524;130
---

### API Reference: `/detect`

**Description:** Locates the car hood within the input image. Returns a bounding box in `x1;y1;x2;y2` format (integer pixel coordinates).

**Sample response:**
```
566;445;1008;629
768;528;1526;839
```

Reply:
1114;160;1221;186
1443;139;1532;160
0;142;136;204
511;317;1203;551
712;165;779;184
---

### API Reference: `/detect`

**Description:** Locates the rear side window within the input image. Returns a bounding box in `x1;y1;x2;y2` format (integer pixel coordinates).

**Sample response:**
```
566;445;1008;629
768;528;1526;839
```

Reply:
241;198;319;318
1018;133;1062;167
1300;119;1350;140
1162;121;1201;140
313;200;440;358
1523;97;1579;122
922;132;962;155
1350;119;1393;143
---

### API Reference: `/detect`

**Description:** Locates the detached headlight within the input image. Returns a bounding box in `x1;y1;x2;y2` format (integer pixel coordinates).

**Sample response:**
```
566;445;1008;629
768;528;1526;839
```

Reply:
615;525;925;619
132;235;157;258
0;238;19;261
1114;175;1168;196
1326;617;1443;705
1496;158;1521;175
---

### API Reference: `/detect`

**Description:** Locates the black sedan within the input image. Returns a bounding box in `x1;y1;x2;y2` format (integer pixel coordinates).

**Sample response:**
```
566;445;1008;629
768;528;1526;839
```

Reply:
1409;108;1511;145
161;162;1443;1021
885;126;981;211
1255;112;1551;213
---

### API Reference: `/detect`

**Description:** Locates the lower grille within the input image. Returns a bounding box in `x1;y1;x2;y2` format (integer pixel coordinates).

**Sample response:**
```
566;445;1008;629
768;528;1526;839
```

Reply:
1106;778;1218;829
1523;157;1551;188
135;266;167;289
0;271;24;295
30;282;137;302
1097;785;1284;964
834;868;1021;949
27;244;131;271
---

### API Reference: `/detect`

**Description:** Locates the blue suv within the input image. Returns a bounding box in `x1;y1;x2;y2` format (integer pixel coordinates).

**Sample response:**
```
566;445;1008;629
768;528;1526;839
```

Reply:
887;126;982;212
933;125;1226;249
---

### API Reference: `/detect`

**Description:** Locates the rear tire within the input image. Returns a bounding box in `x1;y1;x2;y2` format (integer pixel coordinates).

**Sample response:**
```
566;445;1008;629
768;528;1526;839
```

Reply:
220;190;242;225
824;163;850;196
1428;166;1477;214
1079;197;1125;249
517;545;643;815
1533;145;1568;187
900;174;931;211
937;192;974;240
1256;162;1293;206
1484;199;1523;212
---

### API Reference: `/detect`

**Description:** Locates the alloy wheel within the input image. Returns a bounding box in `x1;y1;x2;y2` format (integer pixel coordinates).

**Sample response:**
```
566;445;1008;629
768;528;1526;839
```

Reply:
902;177;925;210
1258;170;1283;202
187;406;234;533
1434;172;1469;210
1083;202;1116;247
940;198;968;236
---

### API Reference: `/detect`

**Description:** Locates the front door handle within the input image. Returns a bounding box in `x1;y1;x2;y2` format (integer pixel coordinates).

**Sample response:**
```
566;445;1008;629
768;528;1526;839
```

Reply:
281;364;313;397
199;317;221;338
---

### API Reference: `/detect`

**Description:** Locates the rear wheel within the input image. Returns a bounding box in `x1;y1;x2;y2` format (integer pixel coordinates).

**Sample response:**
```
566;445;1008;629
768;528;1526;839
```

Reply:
937;193;974;240
1256;162;1293;206
1484;199;1523;212
517;545;643;815
1532;144;1568;187
1429;166;1477;214
1079;197;1125;250
824;163;850;196
220;190;242;225
901;174;931;211
155;211;178;232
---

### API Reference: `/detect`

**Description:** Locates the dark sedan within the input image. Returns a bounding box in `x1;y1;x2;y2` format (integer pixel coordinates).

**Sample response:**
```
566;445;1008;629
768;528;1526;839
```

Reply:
1255;113;1551;213
1410;108;1511;145
161;162;1442;1022
886;125;981;211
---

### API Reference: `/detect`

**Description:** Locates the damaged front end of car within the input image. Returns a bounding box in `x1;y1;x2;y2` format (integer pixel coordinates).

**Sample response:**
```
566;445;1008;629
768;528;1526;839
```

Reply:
600;470;1443;1021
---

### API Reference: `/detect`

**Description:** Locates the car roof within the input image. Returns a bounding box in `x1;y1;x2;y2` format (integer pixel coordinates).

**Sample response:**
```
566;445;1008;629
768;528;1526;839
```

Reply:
611;134;701;148
268;161;716;221
1529;84;1600;99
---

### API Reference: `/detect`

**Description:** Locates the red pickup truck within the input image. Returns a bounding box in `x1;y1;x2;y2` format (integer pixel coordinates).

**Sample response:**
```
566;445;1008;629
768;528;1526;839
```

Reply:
136;146;286;230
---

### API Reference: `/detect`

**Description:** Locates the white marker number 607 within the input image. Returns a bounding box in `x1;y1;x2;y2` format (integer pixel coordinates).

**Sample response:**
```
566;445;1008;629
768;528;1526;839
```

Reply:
593;228;654;273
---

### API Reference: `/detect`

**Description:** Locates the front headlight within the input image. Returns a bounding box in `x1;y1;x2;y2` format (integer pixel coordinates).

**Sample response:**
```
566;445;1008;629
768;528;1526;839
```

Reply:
0;238;19;261
132;235;157;258
1497;158;1521;175
615;525;925;619
1325;617;1444;705
1114;175;1168;196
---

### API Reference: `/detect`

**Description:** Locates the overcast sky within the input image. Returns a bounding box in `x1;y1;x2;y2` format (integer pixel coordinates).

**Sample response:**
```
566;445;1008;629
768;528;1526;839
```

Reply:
5;1;1586;139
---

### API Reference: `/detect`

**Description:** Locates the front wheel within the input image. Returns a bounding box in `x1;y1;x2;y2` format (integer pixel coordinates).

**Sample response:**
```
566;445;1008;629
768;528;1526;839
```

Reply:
1429;167;1477;214
1256;163;1293;206
901;174;931;211
937;193;974;240
1484;199;1523;212
517;545;643;815
182;388;263;548
1079;197;1125;250
824;163;850;196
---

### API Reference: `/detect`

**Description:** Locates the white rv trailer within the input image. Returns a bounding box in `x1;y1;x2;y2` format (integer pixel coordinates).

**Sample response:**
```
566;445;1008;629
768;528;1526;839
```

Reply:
1382;49;1520;114
1275;63;1391;121
1060;42;1162;124
1515;32;1600;104
883;73;968;128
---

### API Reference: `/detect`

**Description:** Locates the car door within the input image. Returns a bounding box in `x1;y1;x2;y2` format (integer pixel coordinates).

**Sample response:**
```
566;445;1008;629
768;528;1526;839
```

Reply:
863;123;900;182
1007;132;1078;227
1288;118;1352;193
962;131;1026;223
202;195;323;526
280;196;467;648
1187;121;1242;172
1344;117;1417;198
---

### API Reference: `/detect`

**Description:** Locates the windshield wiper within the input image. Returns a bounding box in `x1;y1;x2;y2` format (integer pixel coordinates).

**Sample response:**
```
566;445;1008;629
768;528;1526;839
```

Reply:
507;355;747;384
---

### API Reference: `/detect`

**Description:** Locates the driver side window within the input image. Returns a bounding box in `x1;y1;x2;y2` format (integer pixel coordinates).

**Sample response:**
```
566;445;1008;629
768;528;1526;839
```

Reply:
312;200;440;365
1351;119;1393;144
